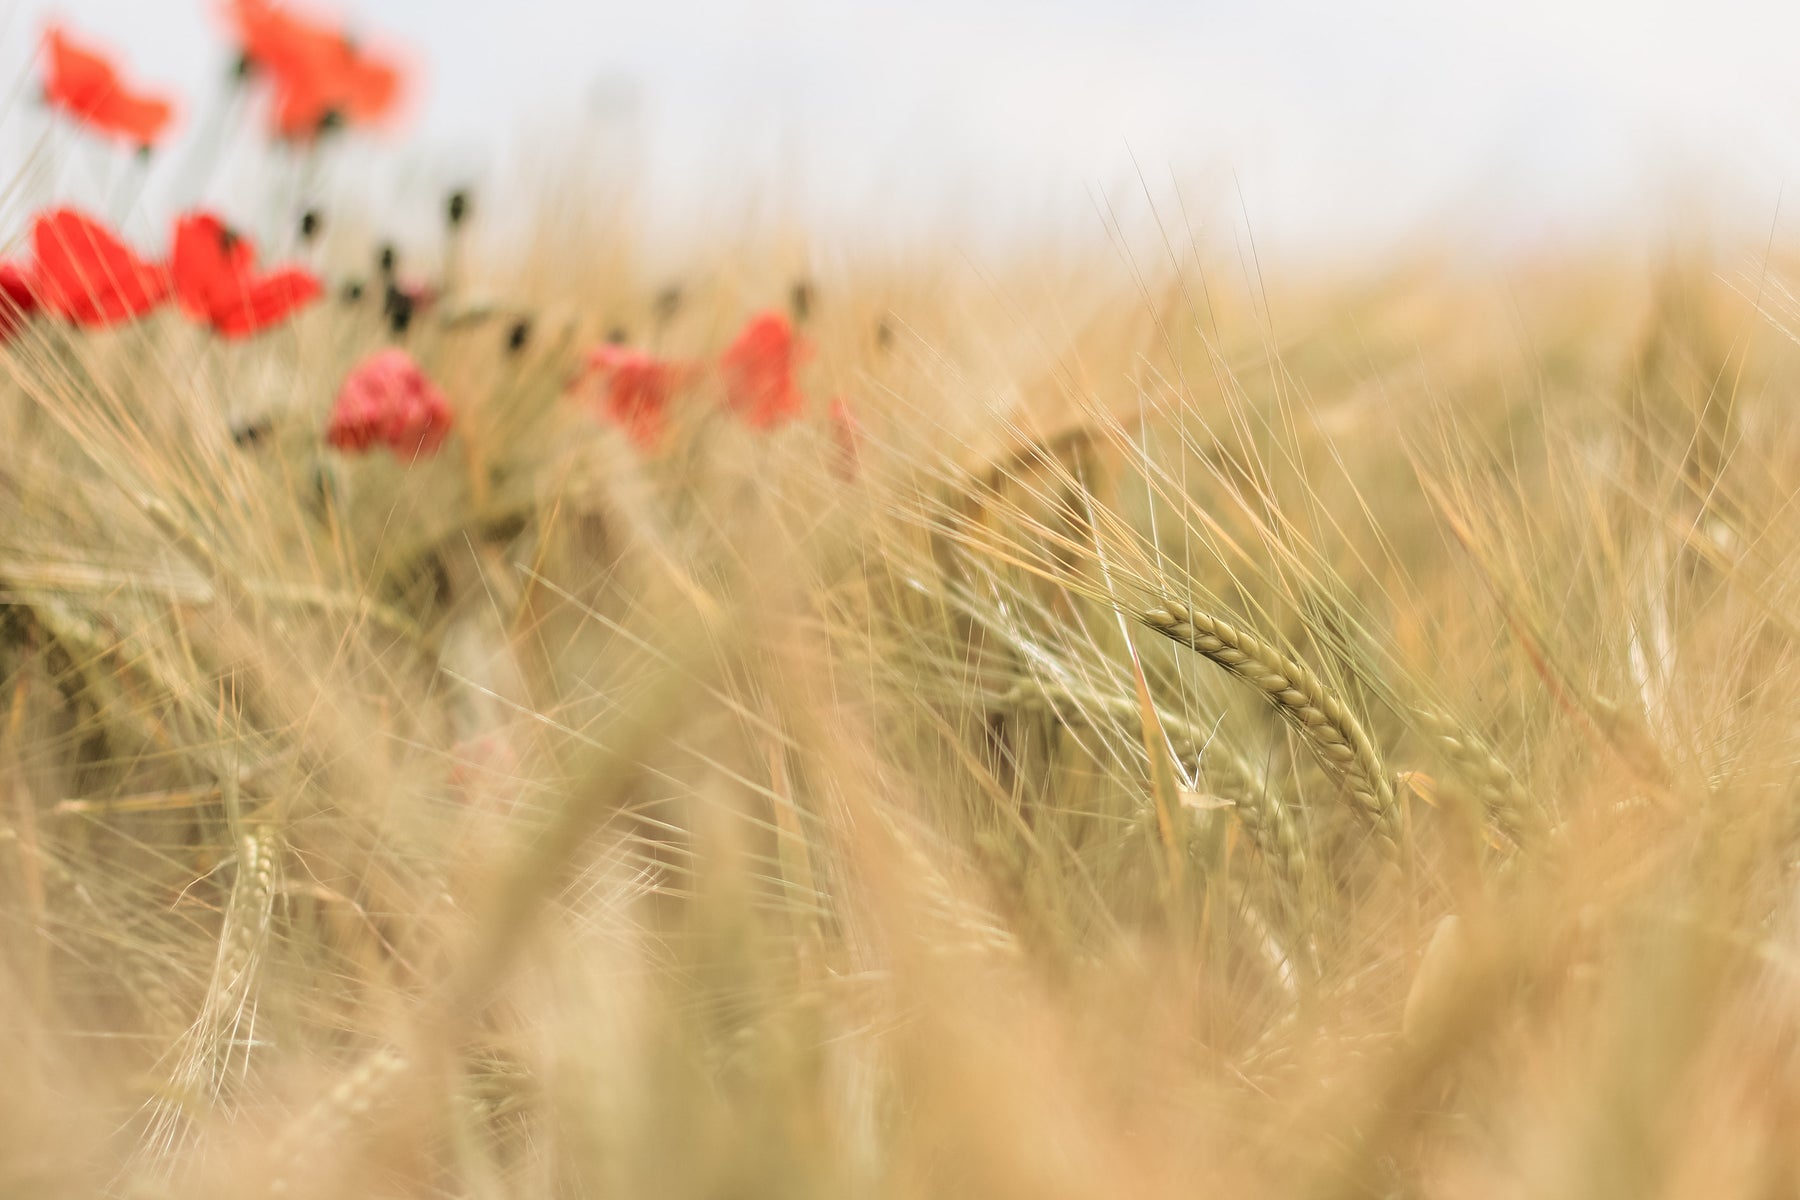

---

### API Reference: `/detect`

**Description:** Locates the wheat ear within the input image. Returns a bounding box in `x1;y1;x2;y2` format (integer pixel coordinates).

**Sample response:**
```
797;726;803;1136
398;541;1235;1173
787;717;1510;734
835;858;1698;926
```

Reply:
1415;707;1536;845
1140;600;1404;857
268;1046;409;1196
1182;746;1310;896
999;677;1312;895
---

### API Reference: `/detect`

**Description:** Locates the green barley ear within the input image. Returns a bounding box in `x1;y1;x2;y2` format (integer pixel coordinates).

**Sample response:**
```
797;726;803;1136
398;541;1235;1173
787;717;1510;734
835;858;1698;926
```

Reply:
1415;705;1538;847
1139;600;1404;859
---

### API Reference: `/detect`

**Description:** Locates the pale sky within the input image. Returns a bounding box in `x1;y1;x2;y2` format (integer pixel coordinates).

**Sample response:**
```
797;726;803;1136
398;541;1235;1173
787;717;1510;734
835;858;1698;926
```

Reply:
3;0;1798;261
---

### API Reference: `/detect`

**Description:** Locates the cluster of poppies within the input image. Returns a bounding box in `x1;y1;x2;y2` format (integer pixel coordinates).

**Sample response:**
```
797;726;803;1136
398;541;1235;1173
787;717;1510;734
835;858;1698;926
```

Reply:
0;208;321;340
328;308;859;472
41;1;401;150
21;4;396;335
0;201;858;468
567;311;812;450
22;2;864;474
571;308;862;467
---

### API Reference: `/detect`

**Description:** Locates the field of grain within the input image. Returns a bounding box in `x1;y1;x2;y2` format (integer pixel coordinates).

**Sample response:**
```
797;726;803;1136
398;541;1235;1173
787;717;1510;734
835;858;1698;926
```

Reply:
6;8;1800;1199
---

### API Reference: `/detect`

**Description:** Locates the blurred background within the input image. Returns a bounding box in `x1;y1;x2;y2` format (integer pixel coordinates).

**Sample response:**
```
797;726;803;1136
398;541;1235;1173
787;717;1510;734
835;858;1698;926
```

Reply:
2;0;1797;262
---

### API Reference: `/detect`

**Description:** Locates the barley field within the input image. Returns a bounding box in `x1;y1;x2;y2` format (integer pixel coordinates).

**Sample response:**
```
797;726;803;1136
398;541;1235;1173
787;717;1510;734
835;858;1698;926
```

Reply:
4;6;1800;1199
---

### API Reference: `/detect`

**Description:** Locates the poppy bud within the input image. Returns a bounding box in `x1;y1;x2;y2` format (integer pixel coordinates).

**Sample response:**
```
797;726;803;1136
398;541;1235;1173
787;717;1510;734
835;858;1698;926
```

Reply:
299;208;323;241
385;284;415;335
875;318;894;350
310;463;336;512
340;279;366;303
653;285;683;324
231;416;272;448
789;278;814;322
377;243;397;276
424;553;454;606
231;51;254;80
506;318;532;354
446;189;471;227
605;326;628;346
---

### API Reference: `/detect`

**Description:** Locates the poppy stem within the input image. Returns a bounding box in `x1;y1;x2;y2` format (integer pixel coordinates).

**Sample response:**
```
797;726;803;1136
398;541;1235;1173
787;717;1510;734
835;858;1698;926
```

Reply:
444;235;463;304
443;189;470;300
103;141;147;229
294;149;326;252
168;55;248;209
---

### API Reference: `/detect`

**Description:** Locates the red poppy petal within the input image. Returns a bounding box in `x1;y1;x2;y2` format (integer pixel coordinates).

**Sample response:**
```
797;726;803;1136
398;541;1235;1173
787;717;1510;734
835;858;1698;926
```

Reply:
231;0;343;75
33;208;169;327
345;54;400;121
91;92;173;146
721;311;810;430
43;27;174;146
45;29;114;104
0;264;39;342
170;211;317;337
270;72;336;138
171;211;262;318
328;348;452;457
230;1;407;139
213;268;321;338
569;343;697;451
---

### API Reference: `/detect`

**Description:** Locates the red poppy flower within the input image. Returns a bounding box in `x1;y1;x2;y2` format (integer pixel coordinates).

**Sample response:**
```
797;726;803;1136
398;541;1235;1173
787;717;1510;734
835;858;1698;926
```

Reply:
230;0;332;78
721;311;809;430
270;52;398;139
171;212;322;338
42;26;175;148
31;209;170;328
228;0;403;139
327;348;452;457
570;344;694;450
0;264;40;342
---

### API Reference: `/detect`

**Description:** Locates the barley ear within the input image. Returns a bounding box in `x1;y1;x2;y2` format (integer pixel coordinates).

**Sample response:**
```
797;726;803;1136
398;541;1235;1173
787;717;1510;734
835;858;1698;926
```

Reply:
1141;601;1404;858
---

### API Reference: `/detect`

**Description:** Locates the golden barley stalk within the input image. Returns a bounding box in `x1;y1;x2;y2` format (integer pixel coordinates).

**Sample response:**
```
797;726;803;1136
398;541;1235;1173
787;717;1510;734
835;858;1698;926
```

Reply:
268;1046;410;1195
1415;706;1537;845
1184;744;1310;898
1139;600;1404;857
1009;678;1312;895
